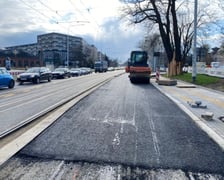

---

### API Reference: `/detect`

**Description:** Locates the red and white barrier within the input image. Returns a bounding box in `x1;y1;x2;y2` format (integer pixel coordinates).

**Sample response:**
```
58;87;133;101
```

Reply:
156;68;160;82
9;70;25;76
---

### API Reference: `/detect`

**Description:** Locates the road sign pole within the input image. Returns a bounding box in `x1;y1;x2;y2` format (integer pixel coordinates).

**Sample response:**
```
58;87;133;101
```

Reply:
192;0;198;83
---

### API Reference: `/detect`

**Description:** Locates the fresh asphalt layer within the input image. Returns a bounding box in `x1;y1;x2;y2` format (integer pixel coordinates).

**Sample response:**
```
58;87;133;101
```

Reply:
19;74;224;175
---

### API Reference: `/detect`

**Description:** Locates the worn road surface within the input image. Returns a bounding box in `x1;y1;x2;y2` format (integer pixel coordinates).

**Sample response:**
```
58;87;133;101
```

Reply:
0;74;224;179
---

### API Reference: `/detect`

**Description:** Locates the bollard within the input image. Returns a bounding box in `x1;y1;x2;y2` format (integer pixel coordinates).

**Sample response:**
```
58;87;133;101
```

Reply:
156;68;160;82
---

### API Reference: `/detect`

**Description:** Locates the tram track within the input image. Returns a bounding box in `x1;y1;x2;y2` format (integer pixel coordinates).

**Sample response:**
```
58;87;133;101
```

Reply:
0;74;101;109
0;72;121;167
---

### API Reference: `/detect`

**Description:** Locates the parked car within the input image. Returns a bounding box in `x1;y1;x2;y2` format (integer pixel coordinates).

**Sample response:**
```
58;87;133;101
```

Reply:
17;67;52;84
80;67;92;75
108;67;115;71
52;68;71;79
0;67;15;89
70;68;81;77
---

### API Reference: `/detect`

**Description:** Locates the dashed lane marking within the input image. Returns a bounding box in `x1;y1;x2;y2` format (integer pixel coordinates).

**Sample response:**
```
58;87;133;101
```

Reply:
191;92;224;108
162;87;193;103
0;93;15;98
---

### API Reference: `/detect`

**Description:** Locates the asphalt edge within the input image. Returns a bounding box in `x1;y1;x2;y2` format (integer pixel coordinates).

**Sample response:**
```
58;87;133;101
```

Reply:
175;78;224;96
0;72;123;167
151;80;224;151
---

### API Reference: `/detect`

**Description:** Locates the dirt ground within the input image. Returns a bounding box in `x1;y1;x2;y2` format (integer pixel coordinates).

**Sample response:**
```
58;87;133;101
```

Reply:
203;78;224;92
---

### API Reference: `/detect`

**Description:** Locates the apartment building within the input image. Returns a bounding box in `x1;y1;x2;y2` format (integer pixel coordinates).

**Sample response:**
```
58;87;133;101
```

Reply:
4;32;99;68
38;32;86;67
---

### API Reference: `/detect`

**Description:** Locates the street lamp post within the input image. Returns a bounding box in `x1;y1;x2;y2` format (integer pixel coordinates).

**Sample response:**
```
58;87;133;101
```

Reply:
192;0;198;82
66;21;89;68
67;35;69;67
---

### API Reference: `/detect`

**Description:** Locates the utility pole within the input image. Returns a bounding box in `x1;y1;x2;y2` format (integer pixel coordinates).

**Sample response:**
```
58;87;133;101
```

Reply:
192;0;198;82
67;35;69;67
65;21;89;68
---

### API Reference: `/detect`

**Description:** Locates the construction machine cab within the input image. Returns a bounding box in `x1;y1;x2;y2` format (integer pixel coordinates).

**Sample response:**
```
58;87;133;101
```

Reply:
129;51;148;67
126;51;151;83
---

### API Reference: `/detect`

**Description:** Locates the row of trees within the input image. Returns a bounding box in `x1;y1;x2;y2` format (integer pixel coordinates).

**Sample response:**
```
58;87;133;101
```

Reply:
120;0;224;76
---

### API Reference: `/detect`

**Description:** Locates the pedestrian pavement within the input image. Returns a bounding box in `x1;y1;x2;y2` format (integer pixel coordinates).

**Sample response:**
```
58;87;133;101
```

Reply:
151;75;224;151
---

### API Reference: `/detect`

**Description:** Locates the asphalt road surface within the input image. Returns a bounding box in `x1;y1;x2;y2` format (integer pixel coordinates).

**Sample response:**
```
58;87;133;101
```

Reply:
1;74;224;179
0;71;122;135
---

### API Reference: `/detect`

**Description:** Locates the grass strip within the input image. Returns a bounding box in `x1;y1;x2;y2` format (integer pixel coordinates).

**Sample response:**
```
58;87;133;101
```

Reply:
168;73;220;86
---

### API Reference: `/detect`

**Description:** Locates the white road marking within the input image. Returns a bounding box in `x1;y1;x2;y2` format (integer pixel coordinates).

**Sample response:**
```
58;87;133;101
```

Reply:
112;132;120;146
148;114;161;164
99;166;116;180
120;122;124;134
49;161;64;180
132;101;138;165
132;100;136;127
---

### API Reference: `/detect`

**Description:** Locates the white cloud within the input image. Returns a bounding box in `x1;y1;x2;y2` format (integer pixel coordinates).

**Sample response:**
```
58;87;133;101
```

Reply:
3;0;223;62
0;0;143;62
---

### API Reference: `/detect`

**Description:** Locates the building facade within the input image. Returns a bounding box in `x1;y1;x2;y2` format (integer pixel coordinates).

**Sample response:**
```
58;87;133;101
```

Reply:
37;33;86;67
6;43;38;57
3;32;100;69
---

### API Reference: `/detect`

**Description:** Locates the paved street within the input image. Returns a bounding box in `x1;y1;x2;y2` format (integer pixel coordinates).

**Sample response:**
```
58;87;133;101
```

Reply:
0;71;122;136
18;74;224;175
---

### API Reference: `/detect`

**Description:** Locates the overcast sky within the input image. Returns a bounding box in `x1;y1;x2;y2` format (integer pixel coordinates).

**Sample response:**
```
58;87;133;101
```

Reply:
0;0;146;63
1;0;224;63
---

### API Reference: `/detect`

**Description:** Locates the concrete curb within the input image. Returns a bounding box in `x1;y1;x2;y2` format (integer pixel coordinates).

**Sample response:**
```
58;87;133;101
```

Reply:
0;71;123;167
151;80;224;151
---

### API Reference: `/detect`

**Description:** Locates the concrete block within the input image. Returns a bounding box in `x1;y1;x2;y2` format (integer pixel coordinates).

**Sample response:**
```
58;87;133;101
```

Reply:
187;101;207;109
218;116;224;122
201;112;214;121
176;84;196;88
157;79;177;86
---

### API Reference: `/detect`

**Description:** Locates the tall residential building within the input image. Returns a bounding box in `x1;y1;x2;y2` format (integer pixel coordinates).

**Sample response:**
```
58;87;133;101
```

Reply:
4;32;100;68
37;32;83;67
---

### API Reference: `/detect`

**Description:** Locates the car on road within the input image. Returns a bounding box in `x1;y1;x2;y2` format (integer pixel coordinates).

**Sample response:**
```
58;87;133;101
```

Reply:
52;67;71;79
17;67;52;84
80;67;92;75
108;67;115;71
70;68;81;77
0;67;15;89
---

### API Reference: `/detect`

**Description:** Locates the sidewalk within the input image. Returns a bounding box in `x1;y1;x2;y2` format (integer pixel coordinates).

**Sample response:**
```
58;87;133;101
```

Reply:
151;76;224;151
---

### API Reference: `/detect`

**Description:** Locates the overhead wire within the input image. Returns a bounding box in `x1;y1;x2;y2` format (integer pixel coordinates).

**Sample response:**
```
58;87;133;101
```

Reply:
79;0;101;29
18;0;70;32
76;0;104;53
20;0;107;52
78;0;127;56
34;0;90;34
67;0;101;32
19;0;58;24
78;0;127;36
20;0;95;36
68;0;89;22
14;0;109;58
36;0;61;17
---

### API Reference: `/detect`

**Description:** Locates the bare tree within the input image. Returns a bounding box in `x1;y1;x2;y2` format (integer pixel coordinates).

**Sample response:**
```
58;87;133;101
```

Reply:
120;0;222;75
218;42;224;56
138;33;161;54
120;0;182;72
138;33;164;69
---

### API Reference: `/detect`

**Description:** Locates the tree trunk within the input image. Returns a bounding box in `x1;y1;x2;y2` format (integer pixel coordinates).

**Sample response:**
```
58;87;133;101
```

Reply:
168;52;182;77
168;52;176;77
